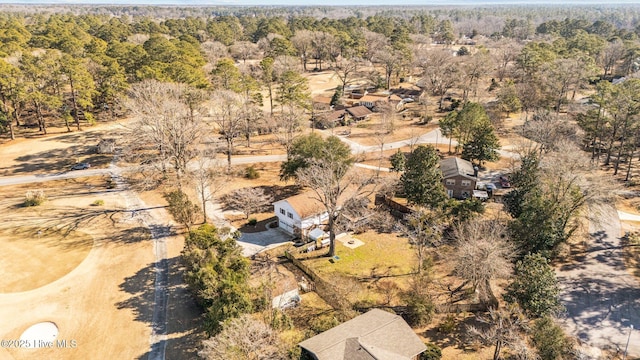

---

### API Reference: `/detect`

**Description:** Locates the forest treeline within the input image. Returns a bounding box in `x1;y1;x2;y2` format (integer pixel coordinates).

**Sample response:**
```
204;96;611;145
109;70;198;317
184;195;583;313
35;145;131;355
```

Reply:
2;4;640;163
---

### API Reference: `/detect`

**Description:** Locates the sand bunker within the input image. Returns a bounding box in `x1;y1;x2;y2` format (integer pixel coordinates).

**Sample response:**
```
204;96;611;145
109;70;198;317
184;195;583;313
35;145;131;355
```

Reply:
19;322;59;348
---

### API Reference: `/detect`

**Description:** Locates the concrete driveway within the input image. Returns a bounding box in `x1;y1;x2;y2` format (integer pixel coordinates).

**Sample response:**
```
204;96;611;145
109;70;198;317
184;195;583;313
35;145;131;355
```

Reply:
557;204;640;356
237;226;293;257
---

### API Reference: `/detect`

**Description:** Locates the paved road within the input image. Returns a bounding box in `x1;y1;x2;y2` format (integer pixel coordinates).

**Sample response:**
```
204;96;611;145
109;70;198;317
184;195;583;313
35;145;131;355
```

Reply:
557;204;640;356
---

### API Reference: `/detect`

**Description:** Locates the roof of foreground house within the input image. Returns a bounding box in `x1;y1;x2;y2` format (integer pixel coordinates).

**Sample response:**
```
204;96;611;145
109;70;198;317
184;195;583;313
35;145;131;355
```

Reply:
298;309;426;360
274;191;326;220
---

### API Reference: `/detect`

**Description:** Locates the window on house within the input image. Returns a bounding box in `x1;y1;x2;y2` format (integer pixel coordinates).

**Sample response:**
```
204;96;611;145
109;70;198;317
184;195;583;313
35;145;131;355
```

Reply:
287;212;293;219
461;180;471;187
280;208;286;215
445;179;455;186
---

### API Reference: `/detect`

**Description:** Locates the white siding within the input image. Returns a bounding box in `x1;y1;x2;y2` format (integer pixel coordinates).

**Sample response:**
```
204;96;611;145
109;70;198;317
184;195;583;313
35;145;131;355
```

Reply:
273;200;301;235
273;199;328;236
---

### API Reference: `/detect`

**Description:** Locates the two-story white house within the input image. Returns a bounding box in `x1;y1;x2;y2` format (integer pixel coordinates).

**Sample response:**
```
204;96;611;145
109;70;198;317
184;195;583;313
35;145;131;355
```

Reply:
273;192;328;237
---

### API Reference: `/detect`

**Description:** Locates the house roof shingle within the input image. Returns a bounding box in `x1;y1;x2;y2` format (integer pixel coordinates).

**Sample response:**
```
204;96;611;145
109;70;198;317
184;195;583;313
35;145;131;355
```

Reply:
322;109;347;122
359;94;388;103
313;96;333;105
440;157;476;180
346;106;373;119
274;191;326;220
299;309;426;360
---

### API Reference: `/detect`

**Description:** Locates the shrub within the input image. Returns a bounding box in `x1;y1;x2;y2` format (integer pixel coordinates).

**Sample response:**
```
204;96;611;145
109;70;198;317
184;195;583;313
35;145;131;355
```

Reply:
164;189;199;230
420;343;442;360
248;218;258;226
437;314;457;334
245;165;260;179
24;190;46;207
92;199;105;206
404;292;435;326
310;314;340;334
531;317;574;360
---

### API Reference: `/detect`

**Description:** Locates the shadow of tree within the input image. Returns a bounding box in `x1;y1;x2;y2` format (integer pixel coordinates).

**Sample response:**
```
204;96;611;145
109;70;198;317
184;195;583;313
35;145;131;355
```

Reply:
117;256;204;360
5;144;112;175
422;314;483;352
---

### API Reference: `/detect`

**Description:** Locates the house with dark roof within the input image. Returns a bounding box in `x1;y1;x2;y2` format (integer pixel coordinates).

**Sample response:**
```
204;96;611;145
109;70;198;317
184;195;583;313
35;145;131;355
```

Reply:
298;309;426;360
391;88;424;100
315;109;347;129
273;192;328;236
345;105;373;121
440;157;478;199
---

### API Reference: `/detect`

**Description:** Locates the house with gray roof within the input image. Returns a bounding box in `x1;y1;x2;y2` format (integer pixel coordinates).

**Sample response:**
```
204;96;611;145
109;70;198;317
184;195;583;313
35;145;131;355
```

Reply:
298;309;426;360
440;157;478;199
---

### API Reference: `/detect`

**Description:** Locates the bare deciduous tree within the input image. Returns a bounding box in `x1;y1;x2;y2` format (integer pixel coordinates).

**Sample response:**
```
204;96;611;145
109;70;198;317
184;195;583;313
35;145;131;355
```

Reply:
452;220;515;304
199;314;287;360
467;304;532;360
125;80;205;184
362;29;388;64
225;187;273;219
332;56;361;94
189;156;225;223
291;29;313;71
274;105;307;159
296;158;375;258
416;49;459;110
401;208;444;273
491;40;522;82
230;41;259;64
209;90;246;172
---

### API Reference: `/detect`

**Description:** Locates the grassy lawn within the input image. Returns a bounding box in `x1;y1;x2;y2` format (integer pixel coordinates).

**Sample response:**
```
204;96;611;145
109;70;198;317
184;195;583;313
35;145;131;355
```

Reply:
302;230;416;281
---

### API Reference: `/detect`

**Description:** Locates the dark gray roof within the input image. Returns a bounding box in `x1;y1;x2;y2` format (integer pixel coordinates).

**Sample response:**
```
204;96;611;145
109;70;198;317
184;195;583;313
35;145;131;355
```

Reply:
299;309;426;360
440;157;476;180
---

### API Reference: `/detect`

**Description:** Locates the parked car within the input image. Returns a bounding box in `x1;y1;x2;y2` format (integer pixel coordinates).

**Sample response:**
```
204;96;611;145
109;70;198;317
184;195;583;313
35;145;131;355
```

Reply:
71;163;91;170
499;176;511;188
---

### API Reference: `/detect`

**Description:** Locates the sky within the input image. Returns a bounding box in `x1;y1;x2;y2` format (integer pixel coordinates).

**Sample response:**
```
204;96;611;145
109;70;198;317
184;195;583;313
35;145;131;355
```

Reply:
2;0;640;5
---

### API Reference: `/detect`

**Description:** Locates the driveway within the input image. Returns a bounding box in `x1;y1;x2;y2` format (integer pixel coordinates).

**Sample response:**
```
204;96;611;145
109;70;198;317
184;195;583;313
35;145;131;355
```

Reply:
557;204;640;356
237;226;294;257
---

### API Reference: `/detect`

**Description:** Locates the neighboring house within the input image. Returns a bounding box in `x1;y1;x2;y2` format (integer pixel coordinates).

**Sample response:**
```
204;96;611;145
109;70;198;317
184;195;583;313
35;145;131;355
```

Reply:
345;105;373;121
440;157;478;199
315;109;347;129
390;88;424;100
358;94;389;109
313;96;333;111
299;309;427;360
273;192;328;236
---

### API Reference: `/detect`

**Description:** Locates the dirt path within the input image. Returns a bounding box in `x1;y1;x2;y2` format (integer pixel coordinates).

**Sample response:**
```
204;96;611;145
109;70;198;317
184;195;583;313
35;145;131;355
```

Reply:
557;204;640;356
109;156;173;360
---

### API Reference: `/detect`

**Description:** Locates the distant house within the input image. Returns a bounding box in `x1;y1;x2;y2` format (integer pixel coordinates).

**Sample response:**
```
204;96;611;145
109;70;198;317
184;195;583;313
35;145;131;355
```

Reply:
390;88;424;101
313;96;333;111
315;109;347;129
358;94;389;109
299;309;427;360
345;105;373;121
273;192;328;236
440;157;478;199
